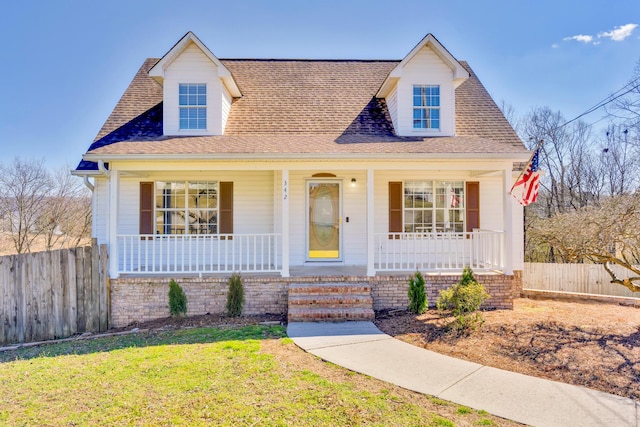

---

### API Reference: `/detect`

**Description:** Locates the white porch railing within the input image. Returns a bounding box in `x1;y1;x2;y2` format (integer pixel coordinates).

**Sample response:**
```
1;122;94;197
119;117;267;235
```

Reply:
117;234;282;274
375;230;504;272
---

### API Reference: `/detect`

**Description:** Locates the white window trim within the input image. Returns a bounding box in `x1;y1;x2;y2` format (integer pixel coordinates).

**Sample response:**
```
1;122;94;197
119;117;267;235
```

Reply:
178;83;208;131
412;84;441;131
403;180;465;233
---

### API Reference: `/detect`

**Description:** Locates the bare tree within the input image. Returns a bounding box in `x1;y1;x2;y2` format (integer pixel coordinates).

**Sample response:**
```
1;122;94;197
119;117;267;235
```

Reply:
0;158;52;253
37;166;92;251
600;125;639;196
533;194;640;292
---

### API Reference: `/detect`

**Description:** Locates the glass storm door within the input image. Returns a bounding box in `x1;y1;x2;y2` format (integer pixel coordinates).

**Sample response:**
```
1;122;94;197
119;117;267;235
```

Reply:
307;181;341;260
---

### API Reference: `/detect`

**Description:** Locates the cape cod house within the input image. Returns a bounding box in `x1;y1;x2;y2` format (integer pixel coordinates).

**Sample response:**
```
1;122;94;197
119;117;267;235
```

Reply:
73;32;530;326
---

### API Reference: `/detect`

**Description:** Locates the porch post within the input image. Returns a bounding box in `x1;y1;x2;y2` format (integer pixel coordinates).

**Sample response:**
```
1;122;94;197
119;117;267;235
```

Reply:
366;168;375;277
281;169;290;277
503;166;514;275
108;169;119;278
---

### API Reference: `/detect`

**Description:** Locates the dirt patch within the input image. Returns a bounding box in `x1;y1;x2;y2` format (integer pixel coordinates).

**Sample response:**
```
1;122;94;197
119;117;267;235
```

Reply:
375;298;640;400
110;312;286;332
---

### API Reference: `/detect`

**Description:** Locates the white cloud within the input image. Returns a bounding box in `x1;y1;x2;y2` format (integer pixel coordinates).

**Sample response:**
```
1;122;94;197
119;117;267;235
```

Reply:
598;23;638;41
551;43;560;49
563;34;593;43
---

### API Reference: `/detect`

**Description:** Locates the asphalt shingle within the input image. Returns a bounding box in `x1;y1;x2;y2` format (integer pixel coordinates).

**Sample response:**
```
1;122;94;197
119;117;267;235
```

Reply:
77;55;527;170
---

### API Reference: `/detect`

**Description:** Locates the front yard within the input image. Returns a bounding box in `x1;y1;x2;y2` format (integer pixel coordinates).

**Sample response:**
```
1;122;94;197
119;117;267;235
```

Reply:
0;322;517;426
375;298;640;400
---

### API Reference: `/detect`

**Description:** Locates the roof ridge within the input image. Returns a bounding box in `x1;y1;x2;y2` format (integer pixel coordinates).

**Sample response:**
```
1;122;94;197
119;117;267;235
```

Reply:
218;58;402;63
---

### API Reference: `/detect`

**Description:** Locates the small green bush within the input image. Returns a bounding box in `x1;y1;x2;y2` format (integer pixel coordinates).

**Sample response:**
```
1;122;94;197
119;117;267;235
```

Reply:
226;273;245;317
408;271;427;314
168;279;187;317
436;266;490;333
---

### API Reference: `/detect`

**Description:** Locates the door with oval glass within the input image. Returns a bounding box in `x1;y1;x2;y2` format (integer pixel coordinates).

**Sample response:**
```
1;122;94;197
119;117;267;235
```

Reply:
307;181;341;260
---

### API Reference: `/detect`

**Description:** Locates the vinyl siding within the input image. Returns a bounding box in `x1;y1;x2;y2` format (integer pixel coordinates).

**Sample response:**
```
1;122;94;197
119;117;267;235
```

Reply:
116;171;274;236
288;171;367;266
221;86;232;133
395;45;456;136
163;42;224;136
387;86;398;133
94;178;108;244
374;172;505;234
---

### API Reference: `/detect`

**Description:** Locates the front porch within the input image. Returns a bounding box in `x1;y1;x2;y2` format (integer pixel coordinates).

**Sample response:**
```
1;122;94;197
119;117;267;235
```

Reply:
115;230;505;277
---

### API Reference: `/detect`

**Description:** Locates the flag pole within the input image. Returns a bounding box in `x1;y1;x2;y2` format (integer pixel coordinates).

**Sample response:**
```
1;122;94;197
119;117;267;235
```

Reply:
510;139;544;192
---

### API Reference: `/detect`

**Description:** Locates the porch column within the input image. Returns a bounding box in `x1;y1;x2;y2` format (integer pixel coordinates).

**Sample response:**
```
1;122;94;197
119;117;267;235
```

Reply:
366;168;375;277
503;166;514;275
108;169;119;278
281;169;290;277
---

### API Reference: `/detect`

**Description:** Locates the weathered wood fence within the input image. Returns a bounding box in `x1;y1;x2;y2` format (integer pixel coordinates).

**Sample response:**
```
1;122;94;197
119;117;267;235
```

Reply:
0;242;109;345
524;262;640;298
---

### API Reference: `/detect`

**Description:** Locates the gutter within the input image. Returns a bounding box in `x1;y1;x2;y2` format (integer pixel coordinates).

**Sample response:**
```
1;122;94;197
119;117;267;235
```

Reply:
83;151;533;162
71;159;112;193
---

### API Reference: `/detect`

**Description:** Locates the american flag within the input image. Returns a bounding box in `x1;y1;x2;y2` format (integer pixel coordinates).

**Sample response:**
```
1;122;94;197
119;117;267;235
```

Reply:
511;149;540;206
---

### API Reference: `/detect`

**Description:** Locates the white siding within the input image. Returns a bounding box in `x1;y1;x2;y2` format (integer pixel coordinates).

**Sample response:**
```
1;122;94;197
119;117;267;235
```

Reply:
512;199;524;270
94;178;108;244
479;177;504;231
163;42;225;136
374;172;505;234
288;171;367;267
387;86;398;133
221;86;232;133
115;171;274;237
118;179;139;235
395;46;456;137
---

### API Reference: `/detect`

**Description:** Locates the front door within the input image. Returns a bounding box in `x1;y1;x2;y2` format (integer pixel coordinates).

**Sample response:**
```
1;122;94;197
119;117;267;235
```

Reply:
307;181;341;261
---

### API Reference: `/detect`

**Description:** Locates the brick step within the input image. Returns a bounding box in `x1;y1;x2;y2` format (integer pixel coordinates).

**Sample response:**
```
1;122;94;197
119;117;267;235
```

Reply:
287;282;374;322
287;307;375;322
289;294;373;309
288;283;371;296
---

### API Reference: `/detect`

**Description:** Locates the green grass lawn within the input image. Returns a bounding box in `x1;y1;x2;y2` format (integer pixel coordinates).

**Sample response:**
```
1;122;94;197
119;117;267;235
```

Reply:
0;325;510;426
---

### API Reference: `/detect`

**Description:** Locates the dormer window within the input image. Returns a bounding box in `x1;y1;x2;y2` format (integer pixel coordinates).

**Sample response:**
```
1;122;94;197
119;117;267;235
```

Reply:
179;83;207;130
413;85;440;130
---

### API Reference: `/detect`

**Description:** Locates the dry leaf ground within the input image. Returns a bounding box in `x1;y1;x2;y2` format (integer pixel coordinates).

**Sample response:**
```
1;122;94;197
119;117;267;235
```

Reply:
375;298;640;400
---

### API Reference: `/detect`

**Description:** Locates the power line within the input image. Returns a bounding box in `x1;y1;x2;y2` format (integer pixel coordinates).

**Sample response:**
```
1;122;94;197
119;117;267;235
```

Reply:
556;78;640;131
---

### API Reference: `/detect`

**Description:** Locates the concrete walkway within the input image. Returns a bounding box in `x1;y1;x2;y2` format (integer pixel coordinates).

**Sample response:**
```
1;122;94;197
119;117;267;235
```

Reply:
287;321;639;427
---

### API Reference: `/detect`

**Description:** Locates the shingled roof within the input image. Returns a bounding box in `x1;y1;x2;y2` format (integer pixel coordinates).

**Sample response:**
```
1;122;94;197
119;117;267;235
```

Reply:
76;55;527;170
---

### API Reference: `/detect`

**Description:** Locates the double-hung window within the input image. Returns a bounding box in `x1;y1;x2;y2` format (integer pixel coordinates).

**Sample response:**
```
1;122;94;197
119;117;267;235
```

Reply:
156;181;218;234
179;83;207;130
404;181;464;233
413;85;440;130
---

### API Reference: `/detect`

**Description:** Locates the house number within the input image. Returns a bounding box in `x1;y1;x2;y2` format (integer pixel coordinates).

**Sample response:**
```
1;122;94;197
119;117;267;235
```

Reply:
283;180;288;200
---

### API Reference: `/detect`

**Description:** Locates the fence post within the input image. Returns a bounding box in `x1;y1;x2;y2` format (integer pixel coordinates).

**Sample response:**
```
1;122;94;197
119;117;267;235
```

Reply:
99;243;109;331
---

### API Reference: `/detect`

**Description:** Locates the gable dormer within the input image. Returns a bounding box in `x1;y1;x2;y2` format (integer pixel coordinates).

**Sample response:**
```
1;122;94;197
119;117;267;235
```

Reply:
149;32;241;136
376;34;469;137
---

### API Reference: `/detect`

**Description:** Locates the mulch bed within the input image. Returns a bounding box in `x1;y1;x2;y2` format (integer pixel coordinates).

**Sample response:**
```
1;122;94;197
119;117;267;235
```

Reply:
374;298;640;400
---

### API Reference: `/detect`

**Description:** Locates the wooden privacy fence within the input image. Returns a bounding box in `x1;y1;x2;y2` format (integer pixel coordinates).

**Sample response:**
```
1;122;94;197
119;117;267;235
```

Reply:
524;262;640;298
0;242;109;345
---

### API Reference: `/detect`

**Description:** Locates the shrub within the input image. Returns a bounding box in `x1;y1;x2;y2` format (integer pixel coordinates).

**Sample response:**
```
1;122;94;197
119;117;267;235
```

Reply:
436;266;490;333
408;271;427;314
226;273;245;317
168;279;187;317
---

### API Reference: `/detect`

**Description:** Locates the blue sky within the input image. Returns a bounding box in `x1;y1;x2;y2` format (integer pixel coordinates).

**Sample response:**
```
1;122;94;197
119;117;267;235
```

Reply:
1;0;639;168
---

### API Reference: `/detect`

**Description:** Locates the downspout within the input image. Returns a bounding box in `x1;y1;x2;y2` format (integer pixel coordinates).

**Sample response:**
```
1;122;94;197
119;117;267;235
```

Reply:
97;160;111;177
82;175;94;192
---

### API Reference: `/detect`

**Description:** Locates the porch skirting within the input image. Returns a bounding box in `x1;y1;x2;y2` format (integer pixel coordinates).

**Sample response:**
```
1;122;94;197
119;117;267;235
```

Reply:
110;272;522;327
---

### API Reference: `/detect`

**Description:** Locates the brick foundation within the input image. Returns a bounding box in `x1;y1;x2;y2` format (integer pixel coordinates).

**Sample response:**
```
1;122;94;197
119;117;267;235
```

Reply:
110;272;516;327
370;273;515;311
111;276;288;327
